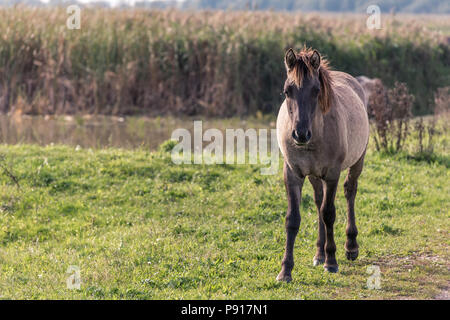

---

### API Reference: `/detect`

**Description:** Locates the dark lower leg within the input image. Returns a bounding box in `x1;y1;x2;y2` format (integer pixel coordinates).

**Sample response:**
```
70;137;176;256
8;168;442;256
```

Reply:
321;179;339;272
344;155;364;260
308;176;325;265
277;163;304;282
344;176;359;256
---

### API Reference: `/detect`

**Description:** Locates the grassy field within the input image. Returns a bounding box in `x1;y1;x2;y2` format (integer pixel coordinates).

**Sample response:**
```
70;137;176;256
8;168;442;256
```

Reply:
0;119;448;300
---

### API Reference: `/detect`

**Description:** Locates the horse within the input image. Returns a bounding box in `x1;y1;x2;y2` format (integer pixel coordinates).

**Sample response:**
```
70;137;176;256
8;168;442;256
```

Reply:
356;75;384;113
276;47;369;282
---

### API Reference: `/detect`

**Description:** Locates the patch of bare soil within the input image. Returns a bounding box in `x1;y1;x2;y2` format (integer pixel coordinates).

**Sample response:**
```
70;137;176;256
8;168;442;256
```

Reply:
434;287;449;300
375;250;449;300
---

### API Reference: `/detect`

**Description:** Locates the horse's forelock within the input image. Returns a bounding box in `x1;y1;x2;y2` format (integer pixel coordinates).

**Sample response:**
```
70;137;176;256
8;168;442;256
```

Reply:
289;58;307;88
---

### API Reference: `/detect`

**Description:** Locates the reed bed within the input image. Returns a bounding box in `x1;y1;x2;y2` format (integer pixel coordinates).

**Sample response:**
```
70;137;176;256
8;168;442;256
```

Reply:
0;7;449;116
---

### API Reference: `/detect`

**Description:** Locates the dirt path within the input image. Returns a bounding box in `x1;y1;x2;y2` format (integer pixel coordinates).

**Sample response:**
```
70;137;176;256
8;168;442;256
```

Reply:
434;287;449;300
375;250;449;300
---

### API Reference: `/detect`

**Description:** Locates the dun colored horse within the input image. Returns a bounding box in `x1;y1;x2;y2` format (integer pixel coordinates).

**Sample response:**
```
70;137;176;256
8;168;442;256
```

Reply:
276;48;369;282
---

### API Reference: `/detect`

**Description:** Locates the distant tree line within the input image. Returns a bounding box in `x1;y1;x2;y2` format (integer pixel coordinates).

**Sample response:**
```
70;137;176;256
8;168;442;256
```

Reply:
156;0;450;13
1;0;449;14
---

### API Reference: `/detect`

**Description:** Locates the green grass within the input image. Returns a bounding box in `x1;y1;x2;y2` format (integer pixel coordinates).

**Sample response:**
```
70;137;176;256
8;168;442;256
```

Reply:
0;132;448;299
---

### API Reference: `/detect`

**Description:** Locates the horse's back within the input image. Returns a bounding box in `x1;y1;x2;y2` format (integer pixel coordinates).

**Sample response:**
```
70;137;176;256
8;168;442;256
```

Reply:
329;71;369;170
332;71;367;110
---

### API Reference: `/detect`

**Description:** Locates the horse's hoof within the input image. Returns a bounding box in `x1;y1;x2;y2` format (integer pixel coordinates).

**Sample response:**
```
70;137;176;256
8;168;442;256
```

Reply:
313;256;325;266
276;272;292;283
324;265;339;273
345;250;359;261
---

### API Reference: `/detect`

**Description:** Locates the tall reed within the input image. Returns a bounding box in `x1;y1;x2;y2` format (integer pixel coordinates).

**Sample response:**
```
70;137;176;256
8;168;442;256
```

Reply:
0;7;448;116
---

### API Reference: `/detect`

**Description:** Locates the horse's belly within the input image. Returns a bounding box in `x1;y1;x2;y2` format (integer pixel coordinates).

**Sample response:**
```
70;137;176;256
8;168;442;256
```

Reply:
341;107;369;170
342;146;365;170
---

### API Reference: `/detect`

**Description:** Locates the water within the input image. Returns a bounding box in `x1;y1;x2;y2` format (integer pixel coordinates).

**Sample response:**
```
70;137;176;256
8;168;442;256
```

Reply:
0;115;275;150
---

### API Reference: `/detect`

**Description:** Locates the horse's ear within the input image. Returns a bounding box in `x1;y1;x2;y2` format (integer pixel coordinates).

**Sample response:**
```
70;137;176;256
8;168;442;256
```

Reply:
310;50;321;70
284;48;297;71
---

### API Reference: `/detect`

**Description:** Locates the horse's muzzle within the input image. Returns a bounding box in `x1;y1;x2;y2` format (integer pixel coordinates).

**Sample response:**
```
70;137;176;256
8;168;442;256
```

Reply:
292;129;311;145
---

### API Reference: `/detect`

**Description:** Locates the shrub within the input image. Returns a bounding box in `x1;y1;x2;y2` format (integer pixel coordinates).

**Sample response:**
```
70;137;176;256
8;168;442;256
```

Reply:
371;82;414;153
434;87;450;118
414;87;450;155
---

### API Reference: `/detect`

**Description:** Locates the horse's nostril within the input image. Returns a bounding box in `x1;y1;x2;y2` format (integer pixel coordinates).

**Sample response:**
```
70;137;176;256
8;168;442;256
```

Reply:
292;130;299;141
305;130;312;141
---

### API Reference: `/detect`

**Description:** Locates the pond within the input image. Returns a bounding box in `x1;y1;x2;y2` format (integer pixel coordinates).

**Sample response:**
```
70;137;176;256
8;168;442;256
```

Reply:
0;115;276;150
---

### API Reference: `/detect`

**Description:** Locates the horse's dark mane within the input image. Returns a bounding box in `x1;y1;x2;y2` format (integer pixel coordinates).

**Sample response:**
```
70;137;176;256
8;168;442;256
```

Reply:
289;47;334;114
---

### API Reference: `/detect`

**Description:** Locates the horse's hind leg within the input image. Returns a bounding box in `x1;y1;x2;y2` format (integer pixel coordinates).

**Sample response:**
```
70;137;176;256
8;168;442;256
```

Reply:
344;153;365;261
321;177;340;273
308;176;325;266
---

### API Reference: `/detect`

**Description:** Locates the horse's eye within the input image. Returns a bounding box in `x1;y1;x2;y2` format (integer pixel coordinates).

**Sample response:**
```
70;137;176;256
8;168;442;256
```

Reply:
312;85;320;94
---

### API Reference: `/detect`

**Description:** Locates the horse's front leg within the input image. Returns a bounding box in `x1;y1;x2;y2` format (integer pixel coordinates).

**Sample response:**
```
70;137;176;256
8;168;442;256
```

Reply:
308;176;325;266
321;176;339;273
276;162;304;282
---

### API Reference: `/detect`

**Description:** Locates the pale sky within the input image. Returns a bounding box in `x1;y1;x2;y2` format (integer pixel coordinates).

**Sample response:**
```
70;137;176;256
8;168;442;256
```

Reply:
39;0;184;7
